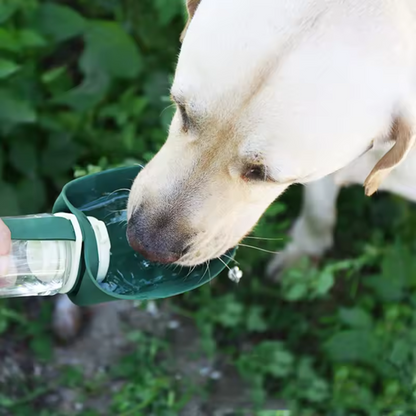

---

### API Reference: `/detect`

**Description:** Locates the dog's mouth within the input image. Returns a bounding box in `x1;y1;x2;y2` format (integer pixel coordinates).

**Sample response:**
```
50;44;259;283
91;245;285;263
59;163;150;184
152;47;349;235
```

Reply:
174;240;235;267
126;209;237;267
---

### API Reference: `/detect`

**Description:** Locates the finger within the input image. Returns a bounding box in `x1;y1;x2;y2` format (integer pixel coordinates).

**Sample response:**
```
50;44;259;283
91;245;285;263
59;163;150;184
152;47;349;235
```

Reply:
0;219;11;256
0;256;17;288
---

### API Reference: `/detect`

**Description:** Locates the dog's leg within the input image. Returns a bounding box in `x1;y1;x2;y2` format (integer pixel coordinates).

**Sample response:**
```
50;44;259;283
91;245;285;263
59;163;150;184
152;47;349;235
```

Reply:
267;175;340;279
52;295;84;342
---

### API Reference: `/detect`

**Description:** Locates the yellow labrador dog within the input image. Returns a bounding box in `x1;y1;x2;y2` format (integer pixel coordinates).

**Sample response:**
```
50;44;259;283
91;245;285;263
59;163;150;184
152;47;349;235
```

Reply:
56;0;416;339
126;0;416;269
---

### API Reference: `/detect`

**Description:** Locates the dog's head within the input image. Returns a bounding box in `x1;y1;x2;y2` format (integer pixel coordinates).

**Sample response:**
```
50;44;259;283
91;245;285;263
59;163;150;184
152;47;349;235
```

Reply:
127;0;415;265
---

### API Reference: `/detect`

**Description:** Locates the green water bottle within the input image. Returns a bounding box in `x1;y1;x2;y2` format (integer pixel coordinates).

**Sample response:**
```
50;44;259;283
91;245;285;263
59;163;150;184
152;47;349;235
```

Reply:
1;213;110;298
0;166;236;306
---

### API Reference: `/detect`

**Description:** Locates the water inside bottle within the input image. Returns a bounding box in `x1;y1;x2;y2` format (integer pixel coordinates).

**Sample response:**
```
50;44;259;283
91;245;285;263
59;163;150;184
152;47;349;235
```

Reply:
79;191;217;297
0;237;72;298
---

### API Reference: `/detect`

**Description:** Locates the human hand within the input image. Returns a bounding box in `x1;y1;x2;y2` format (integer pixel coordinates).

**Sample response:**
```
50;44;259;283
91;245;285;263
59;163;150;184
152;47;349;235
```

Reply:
0;219;12;278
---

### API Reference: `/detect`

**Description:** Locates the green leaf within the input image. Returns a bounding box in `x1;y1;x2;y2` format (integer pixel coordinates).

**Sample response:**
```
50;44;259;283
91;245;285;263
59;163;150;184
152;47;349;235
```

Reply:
30;335;53;361
130;97;148;118
41;66;67;84
36;3;87;42
302;378;329;403
268;349;294;377
283;282;308;301
364;242;416;301
18;29;47;48
314;269;335;296
0;59;19;79
53;71;109;112
248;341;295;379
0;182;20;215
246;306;268;332
339;307;373;329
154;0;183;26
264;202;287;217
217;302;244;328
80;21;142;79
9;139;38;177
0;394;14;408
0;89;36;123
324;330;380;364
297;357;317;380
389;339;411;367
0;2;18;24
364;274;404;302
0;28;20;52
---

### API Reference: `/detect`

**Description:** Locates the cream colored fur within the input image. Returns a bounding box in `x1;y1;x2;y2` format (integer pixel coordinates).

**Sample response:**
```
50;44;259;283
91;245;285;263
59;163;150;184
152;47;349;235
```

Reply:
127;0;416;269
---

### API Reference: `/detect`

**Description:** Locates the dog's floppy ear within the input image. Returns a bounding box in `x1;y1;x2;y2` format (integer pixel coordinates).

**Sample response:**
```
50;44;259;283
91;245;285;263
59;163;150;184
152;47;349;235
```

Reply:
180;0;201;42
364;118;416;196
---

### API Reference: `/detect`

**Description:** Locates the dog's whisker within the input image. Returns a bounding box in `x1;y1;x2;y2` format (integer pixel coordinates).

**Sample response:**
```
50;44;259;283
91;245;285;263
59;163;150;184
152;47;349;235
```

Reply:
106;188;131;197
207;260;212;285
115;219;128;226
102;210;127;221
217;256;231;272
160;103;176;118
244;236;283;241
184;264;197;279
197;262;209;284
222;253;239;265
239;243;280;254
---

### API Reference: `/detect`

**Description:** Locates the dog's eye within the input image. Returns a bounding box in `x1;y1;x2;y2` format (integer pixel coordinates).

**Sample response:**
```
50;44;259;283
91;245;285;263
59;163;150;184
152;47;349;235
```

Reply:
243;165;268;182
178;104;190;132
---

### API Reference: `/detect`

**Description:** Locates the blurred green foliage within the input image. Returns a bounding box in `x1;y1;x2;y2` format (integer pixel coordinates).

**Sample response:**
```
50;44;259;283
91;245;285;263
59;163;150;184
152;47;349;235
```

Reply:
1;1;416;415
178;197;416;415
0;0;182;216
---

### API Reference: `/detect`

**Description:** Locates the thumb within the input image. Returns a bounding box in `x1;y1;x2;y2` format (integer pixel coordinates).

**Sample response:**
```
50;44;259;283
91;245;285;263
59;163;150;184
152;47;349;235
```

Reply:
0;219;11;256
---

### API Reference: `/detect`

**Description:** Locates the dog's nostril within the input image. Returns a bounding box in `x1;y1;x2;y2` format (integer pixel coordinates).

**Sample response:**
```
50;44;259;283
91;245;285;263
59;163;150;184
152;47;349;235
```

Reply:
126;221;189;264
128;238;182;264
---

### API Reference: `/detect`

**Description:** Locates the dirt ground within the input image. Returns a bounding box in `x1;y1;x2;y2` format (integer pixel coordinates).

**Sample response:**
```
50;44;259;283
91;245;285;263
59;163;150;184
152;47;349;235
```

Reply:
0;298;285;416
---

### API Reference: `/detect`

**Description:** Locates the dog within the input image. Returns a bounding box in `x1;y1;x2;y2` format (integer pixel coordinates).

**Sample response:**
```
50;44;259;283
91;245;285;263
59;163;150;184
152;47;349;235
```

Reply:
55;0;416;340
126;0;416;269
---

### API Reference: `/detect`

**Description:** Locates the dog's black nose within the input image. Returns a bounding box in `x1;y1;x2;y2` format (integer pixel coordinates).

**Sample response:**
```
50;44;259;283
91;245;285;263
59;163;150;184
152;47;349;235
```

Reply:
127;210;190;264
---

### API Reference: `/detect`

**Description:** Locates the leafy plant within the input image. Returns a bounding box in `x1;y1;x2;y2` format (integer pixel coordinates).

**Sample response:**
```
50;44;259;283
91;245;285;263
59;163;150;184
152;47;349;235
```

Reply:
0;0;182;216
2;1;416;415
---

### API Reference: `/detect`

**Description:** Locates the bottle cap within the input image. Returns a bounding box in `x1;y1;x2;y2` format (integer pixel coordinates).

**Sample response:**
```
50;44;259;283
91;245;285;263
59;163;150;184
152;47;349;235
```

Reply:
86;216;111;283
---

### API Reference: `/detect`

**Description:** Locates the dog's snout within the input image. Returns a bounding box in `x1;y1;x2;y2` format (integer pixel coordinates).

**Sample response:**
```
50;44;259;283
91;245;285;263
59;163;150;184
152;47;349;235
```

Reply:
127;210;190;264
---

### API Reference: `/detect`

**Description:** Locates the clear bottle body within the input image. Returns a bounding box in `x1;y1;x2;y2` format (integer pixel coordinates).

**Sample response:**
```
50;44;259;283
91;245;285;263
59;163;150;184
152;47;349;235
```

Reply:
0;215;77;298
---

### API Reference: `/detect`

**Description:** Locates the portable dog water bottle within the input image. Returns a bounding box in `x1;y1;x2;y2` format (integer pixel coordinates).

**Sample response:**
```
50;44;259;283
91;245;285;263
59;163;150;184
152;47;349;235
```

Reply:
0;166;236;306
